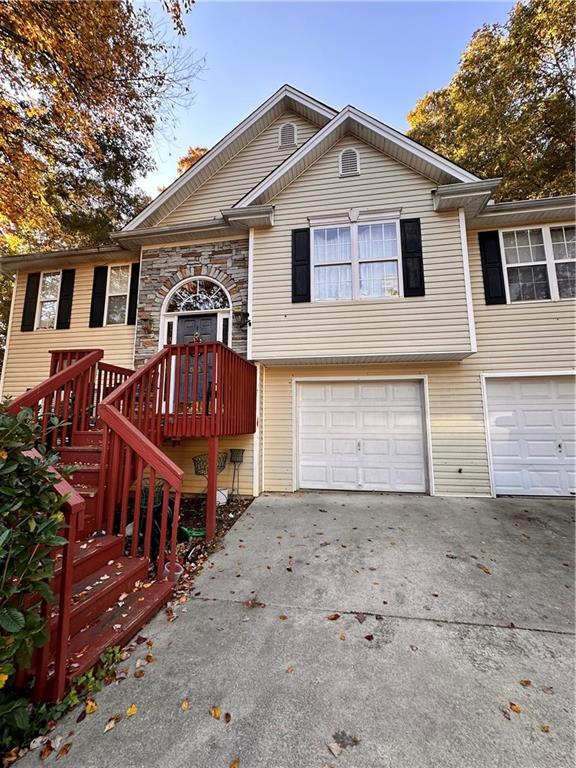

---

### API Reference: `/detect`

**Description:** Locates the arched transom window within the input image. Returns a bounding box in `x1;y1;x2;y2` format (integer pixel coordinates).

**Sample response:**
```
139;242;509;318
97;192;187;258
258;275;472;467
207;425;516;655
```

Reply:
166;278;231;313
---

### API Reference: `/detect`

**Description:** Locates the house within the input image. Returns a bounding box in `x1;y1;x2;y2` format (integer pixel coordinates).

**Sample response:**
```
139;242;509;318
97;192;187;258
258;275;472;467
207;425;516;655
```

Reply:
2;84;574;500
1;85;574;698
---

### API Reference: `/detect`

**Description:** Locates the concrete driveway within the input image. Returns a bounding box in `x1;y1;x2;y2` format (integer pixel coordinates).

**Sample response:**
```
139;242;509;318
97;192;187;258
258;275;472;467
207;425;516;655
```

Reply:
23;493;574;768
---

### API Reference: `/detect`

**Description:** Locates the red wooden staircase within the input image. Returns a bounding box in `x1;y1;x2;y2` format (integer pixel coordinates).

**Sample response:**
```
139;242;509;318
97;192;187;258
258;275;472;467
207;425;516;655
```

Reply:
7;344;257;702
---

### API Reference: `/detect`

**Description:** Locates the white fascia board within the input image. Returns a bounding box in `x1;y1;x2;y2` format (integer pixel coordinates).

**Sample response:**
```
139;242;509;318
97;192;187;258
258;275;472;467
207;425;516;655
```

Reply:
122;85;337;233
236;106;480;208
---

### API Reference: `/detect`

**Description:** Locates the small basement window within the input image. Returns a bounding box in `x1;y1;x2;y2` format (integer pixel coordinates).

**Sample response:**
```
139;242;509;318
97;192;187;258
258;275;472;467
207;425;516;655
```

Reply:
278;122;297;148
339;148;360;177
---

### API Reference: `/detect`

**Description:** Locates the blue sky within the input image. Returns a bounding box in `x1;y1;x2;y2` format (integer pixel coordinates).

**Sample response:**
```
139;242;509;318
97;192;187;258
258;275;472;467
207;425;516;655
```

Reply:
140;1;515;195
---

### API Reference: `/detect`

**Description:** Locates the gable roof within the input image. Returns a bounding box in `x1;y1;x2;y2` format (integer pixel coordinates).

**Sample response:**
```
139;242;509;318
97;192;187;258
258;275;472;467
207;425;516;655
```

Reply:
234;105;480;208
122;85;337;232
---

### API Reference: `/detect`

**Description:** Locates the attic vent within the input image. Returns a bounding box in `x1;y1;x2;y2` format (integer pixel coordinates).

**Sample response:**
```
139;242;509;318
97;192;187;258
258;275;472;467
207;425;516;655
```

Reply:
279;122;297;148
339;148;360;177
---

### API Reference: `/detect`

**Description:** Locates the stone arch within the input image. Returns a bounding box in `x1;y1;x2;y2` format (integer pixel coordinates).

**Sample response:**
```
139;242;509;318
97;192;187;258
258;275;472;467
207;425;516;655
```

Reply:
158;264;243;310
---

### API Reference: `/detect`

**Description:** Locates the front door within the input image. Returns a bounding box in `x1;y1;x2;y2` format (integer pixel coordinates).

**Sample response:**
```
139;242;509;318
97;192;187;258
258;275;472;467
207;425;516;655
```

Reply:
176;314;218;344
176;314;217;410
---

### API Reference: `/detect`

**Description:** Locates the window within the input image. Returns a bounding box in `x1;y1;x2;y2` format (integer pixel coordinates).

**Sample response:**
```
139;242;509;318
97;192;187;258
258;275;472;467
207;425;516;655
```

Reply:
312;221;402;301
550;225;575;299
36;271;61;329
339;148;360;177
166;278;231;313
500;224;575;302
278;122;297;148
105;265;131;324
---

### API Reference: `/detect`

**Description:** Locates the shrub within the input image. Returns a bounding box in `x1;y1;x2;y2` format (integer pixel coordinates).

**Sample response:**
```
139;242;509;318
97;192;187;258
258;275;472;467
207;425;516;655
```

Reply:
0;402;70;744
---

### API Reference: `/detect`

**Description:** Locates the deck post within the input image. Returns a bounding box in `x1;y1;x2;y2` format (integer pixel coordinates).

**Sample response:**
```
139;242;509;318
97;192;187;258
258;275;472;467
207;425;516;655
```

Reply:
206;435;219;542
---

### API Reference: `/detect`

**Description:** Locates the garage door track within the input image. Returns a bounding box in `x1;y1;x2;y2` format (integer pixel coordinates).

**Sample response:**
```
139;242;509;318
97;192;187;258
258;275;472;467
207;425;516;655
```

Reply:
21;493;575;768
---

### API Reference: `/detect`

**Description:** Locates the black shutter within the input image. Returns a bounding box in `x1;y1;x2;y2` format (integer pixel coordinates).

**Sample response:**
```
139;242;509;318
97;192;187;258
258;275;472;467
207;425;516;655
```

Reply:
89;266;108;327
400;219;425;297
56;269;75;329
291;228;311;303
478;231;506;305
127;262;140;325
21;272;40;332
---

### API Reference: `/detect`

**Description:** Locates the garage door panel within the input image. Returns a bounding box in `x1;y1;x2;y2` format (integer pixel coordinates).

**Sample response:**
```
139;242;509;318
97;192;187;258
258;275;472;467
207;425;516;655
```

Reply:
486;376;575;496
298;380;427;493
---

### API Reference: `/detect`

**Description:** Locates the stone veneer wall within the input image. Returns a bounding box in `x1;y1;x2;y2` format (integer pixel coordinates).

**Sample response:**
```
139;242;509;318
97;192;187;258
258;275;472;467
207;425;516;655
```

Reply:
134;239;249;368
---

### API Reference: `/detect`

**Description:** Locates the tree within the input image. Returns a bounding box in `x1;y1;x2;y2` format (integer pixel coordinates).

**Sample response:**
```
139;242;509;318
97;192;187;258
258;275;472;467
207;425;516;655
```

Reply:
177;146;208;175
0;0;201;254
407;0;575;201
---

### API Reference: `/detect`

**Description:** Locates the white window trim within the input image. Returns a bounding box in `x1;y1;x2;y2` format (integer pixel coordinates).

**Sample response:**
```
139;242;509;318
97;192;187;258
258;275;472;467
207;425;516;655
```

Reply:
310;219;403;303
278;122;298;148
35;270;62;330
498;222;575;303
104;264;132;326
339;148;360;177
159;276;233;348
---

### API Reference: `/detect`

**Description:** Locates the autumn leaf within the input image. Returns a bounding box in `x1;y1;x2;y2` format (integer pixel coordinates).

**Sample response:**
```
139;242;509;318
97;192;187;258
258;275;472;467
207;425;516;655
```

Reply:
224;712;232;723
85;697;97;715
181;697;190;711
134;669;145;679
540;724;550;733
210;705;222;720
145;653;155;664
477;564;492;575
40;743;54;760
126;703;138;717
519;679;532;688
327;613;340;621
104;714;122;733
278;614;288;621
56;743;72;760
364;634;374;641
2;747;18;765
286;666;294;673
229;759;240;768
509;702;522;714
339;633;346;641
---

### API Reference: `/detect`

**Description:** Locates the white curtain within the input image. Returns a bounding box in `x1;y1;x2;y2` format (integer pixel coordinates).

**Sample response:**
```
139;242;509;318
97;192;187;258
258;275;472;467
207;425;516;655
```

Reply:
314;265;352;300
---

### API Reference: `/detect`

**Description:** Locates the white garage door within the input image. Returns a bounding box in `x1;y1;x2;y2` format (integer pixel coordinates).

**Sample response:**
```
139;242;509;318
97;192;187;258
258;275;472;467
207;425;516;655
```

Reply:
297;380;427;492
486;376;576;496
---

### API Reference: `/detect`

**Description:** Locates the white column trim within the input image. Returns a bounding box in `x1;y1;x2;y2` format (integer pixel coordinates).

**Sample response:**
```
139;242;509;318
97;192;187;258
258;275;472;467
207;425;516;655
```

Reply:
247;228;254;360
459;208;477;353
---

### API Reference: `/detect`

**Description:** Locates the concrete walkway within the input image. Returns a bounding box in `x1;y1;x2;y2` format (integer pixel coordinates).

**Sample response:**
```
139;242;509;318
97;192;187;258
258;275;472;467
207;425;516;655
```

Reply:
22;494;575;767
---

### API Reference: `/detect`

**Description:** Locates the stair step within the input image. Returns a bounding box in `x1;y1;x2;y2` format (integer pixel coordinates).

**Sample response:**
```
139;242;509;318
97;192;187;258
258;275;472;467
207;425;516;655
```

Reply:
58;446;102;464
63;580;173;684
73;431;103;447
53;535;124;590
63;463;101;486
51;556;148;641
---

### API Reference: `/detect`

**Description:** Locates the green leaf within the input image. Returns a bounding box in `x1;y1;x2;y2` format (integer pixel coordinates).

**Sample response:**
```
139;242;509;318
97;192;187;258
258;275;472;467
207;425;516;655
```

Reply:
0;607;26;633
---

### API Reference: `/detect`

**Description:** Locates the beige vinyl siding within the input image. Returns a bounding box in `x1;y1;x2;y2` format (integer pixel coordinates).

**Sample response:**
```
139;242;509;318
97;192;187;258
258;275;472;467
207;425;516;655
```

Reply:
162;435;254;497
2;261;137;397
160;113;318;227
259;220;575;497
251;136;472;360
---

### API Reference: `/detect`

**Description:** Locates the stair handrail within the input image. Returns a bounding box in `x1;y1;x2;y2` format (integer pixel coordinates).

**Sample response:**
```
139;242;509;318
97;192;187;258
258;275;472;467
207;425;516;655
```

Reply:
21;449;85;704
97;347;184;580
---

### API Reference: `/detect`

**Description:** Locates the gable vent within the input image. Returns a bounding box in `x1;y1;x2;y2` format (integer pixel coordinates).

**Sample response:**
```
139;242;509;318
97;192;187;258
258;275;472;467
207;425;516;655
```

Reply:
339;148;360;177
278;122;297;148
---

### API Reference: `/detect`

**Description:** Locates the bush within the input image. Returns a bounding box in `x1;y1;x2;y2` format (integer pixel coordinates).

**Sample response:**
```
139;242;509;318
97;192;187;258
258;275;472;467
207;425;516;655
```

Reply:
0;402;70;745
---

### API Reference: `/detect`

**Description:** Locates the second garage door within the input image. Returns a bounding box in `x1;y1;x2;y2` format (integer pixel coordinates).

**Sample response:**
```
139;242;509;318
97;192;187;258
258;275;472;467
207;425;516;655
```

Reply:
297;380;428;492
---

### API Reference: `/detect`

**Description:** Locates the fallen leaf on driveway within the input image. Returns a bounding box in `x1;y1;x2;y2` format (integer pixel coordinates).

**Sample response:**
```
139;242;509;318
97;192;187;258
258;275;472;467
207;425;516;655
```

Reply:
364;634;374;641
519;679;532;688
224;712;232;723
327;743;342;757
339;633;346;640
126;703;138;717
210;705;222;720
145;653;155;664
55;743;72;760
286;666;294;673
3;747;18;765
278;614;288;621
499;705;511;720
477;564;492;575
181;697;190;711
540;724;550;733
542;686;555;695
229;759;239;768
85;698;97;715
134;669;145;679
509;702;522;714
104;715;122;733
40;743;53;761
327;613;340;621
